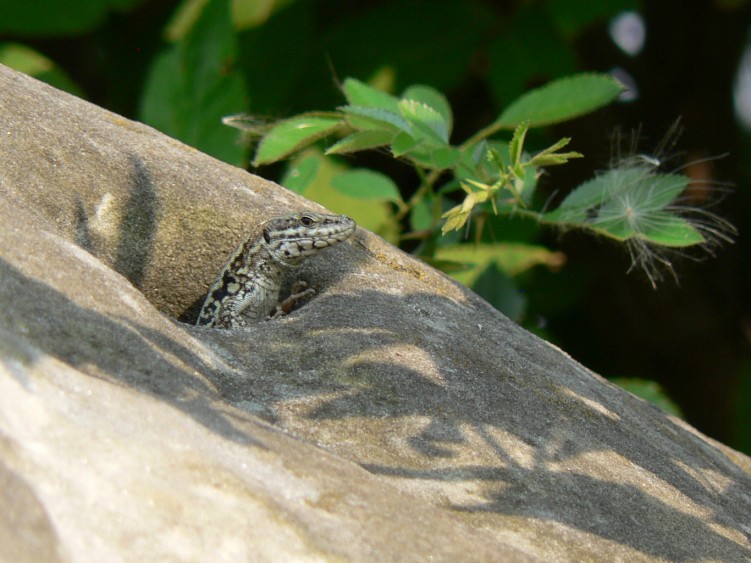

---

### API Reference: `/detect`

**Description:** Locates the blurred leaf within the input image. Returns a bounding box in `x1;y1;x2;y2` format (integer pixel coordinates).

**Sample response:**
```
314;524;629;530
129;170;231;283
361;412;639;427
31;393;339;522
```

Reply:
140;0;249;166
473;263;527;322
165;0;210;41
169;0;294;39
423;258;473;274
331;169;402;203
287;150;399;242
254;115;343;165
435;242;565;286
280;153;320;194
495;74;623;128
0;0;140;35
0;43;83;96
612;378;684;417
410;198;434;232
232;0;296;30
423;146;462;169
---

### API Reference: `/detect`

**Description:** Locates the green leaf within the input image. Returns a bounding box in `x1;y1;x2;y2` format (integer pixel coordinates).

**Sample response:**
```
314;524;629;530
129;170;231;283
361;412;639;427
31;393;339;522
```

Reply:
508;123;528;164
401;85;453;134
441;206;472;234
427;146;462;169
637;214;705;247
529;137;583;167
391;132;422;157
456;141;510;182
455;142;487;180
410;199;434;232
331;169;402;203
140;0;249;166
631;173;690;209
588;216;634;241
531;151;583;167
557;175;610;213
325;130;394;155
0;43;83;96
544;168;692;229
341;105;412;133
516;164;539;206
398;99;450;143
253;115;343;165
343;78;401;111
611;378;683;417
542;172;616;224
281;154;321;195
544;168;704;247
405;145;461;170
495;73;624;128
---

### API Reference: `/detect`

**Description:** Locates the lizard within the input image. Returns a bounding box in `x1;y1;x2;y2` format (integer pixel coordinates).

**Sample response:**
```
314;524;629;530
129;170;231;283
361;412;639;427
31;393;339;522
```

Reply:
196;211;356;328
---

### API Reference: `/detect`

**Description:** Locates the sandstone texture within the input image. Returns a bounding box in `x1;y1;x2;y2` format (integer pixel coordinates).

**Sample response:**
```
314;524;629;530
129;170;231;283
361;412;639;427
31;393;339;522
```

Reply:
1;63;749;561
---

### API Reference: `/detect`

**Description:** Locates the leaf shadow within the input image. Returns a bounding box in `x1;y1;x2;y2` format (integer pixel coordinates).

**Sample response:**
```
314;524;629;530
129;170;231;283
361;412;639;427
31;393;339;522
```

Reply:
204;288;751;560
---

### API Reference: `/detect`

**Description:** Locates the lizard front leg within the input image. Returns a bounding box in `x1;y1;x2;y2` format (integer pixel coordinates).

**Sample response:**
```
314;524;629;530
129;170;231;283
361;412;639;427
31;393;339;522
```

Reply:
269;281;317;320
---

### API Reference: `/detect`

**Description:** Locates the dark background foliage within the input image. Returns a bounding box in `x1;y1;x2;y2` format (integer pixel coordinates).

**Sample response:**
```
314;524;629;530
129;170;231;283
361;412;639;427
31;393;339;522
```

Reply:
2;0;750;454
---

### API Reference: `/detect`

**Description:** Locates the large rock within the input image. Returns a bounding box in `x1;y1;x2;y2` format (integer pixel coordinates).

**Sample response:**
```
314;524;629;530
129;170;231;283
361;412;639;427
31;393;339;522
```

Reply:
0;63;749;561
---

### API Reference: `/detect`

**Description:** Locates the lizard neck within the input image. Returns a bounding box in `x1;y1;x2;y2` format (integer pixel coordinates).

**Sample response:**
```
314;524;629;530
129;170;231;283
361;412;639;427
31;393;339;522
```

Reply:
246;242;293;286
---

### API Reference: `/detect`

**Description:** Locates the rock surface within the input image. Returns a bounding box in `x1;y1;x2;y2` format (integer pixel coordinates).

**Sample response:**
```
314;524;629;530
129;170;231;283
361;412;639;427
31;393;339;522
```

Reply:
1;63;750;561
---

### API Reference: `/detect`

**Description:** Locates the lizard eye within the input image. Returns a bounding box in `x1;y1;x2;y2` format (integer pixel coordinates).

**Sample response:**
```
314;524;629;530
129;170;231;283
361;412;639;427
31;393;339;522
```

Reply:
300;214;314;226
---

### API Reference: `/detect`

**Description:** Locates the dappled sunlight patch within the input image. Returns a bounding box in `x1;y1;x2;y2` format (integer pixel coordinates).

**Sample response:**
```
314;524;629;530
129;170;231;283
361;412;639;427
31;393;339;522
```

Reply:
344;343;444;386
560;387;621;422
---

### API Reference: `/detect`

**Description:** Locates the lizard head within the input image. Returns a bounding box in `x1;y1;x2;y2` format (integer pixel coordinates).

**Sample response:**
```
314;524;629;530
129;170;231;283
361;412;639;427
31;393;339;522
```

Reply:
263;212;356;267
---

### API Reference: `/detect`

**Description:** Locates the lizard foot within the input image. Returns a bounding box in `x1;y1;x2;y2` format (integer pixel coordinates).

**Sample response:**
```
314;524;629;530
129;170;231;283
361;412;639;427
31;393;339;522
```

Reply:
269;281;317;320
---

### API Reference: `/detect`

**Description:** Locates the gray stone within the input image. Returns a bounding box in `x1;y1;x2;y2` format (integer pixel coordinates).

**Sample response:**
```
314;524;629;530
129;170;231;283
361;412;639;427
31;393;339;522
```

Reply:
0;63;749;561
